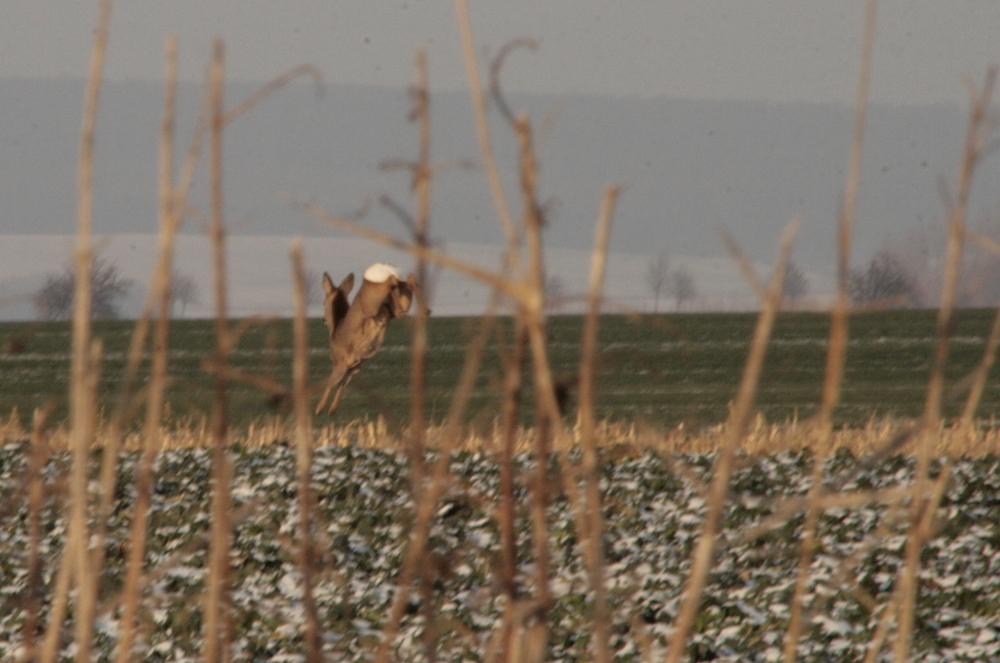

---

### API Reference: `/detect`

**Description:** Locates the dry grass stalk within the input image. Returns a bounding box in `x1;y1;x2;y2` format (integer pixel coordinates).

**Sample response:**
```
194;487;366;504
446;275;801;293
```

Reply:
366;29;588;661
893;68;997;662
203;38;234;663
40;2;114;661
399;49;438;660
718;228;765;303
90;32;193;605
923;68;996;427
514;111;555;661
38;528;74;663
497;317;527;662
885;459;953;661
784;2;879;659
407;48;432;492
862;601;896;663
665;218;800;663
824;0;879;429
292;241;324;663
222;64;322;126
115;35;181;663
21;408;50;662
370;272;511;663
577;185;620;663
21;411;1000;457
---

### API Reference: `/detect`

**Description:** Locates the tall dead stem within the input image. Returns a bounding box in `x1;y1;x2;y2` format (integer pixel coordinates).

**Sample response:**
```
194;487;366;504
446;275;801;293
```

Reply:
893;67;996;662
202;38;315;663
497;316;527;663
22;408;50;661
408;49;440;660
665;219;800;663
514;112;554;661
292;241;324;663
39;2;113;662
370;291;512;663
203;39;233;663
578;186;620;663
408;48;432;493
115;35;180;663
783;2;878;660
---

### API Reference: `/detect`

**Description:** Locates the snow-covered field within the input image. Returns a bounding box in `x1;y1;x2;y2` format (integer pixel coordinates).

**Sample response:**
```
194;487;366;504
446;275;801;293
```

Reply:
0;234;833;320
1;444;997;662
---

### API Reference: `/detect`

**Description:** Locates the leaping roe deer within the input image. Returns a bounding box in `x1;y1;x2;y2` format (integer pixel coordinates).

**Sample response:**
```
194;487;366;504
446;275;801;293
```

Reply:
316;262;417;415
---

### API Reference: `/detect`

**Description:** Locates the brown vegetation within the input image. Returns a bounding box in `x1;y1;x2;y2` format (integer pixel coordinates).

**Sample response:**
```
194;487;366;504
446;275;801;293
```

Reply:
10;0;1000;662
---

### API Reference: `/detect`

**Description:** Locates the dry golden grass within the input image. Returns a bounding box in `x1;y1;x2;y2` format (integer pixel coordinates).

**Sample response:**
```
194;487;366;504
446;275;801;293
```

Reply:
6;411;1000;458
12;1;1000;662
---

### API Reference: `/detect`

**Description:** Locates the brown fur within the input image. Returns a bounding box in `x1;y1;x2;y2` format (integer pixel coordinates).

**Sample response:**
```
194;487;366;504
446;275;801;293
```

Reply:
316;268;417;415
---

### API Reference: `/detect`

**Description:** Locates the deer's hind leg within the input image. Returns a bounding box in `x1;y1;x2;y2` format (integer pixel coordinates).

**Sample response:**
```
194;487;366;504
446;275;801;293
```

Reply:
316;363;348;416
326;366;361;415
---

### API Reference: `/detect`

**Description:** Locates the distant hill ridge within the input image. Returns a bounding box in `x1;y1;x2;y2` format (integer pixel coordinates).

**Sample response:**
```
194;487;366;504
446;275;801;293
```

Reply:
0;77;985;272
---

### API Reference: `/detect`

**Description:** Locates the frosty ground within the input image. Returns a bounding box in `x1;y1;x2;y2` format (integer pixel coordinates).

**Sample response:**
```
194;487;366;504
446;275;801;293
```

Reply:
1;443;998;662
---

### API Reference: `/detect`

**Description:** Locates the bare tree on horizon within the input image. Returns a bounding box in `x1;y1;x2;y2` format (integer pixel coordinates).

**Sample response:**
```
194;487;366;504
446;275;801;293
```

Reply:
667;264;697;311
34;258;134;320
849;249;922;308
171;271;200;317
646;253;670;313
782;259;809;307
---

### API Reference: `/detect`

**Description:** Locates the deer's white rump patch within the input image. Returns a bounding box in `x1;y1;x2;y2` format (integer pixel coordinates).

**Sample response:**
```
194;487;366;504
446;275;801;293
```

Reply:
363;262;402;283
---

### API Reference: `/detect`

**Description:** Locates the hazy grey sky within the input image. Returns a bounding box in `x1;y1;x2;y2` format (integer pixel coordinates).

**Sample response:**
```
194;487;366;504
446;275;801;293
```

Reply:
2;1;999;105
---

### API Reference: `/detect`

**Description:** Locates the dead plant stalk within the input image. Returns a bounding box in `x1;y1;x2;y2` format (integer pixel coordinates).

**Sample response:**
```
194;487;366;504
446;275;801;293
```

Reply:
292;242;324;663
578;185;621;663
783;1;878;660
115;34;181;663
203;38;234;663
665;219;800;663
893;68;997;662
41;2;113;662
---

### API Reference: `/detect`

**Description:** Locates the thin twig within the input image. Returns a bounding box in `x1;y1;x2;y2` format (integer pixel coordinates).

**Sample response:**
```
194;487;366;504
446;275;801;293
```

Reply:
298;202;530;303
222;64;323;126
453;0;522;268
719;228;765;303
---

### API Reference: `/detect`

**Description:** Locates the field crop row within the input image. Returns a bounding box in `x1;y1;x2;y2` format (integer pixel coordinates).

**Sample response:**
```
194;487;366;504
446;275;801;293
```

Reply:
1;309;1000;430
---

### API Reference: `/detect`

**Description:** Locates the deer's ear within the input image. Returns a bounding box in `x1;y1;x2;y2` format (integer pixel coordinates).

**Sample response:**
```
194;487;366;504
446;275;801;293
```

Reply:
340;273;355;296
323;272;335;295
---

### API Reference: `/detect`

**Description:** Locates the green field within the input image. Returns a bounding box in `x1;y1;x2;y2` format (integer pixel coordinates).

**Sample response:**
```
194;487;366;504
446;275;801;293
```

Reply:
2;309;1000;429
